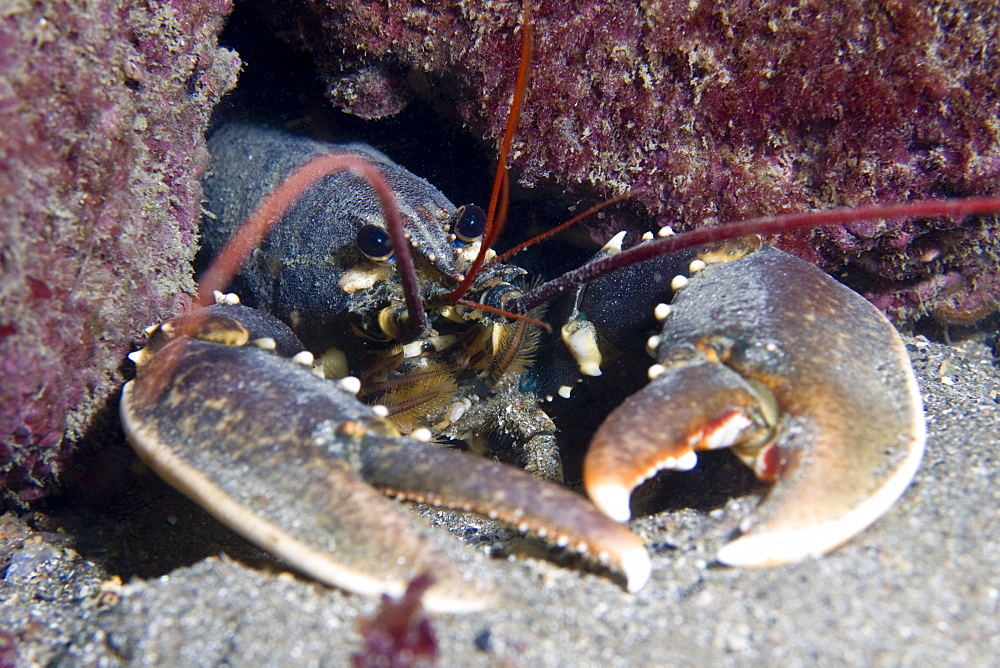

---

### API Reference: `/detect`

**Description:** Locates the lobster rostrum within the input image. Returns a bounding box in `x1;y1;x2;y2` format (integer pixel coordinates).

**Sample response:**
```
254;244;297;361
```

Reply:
120;13;1000;612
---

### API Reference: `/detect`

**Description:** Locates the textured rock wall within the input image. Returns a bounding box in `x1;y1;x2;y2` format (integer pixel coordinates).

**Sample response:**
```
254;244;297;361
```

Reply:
270;0;1000;324
0;1;239;505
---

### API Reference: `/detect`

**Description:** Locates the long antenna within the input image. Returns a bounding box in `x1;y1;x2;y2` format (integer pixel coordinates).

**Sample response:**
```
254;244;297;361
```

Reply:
510;198;1000;314
445;6;534;304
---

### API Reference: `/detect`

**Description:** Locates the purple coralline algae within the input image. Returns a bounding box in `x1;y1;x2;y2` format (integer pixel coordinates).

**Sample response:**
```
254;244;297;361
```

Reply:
0;1;239;505
273;0;1000;324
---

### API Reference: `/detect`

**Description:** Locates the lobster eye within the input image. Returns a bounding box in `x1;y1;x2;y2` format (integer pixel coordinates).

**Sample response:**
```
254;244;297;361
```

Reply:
357;224;394;262
453;204;486;243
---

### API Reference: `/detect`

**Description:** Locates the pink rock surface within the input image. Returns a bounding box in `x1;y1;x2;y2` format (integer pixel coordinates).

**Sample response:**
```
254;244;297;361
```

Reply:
0;0;239;504
282;0;1000;324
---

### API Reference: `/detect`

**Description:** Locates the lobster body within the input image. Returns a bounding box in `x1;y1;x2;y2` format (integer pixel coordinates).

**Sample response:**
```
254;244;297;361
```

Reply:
120;121;930;610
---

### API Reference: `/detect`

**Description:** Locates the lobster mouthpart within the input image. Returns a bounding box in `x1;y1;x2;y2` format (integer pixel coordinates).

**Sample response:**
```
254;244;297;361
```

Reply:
584;245;925;567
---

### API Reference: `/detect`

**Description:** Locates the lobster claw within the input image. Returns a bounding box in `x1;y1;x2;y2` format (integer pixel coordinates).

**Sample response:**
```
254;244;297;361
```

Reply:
584;359;778;520
122;301;650;613
584;244;926;567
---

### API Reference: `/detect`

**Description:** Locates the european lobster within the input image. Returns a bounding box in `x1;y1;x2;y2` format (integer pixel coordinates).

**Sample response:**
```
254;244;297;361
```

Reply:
120;9;1000;612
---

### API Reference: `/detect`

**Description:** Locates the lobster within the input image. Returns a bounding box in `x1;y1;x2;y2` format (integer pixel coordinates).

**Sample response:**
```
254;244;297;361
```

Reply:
119;9;1000;612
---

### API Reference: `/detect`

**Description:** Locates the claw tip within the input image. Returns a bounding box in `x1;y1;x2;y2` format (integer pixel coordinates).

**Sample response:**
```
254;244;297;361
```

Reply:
622;545;652;593
716;418;926;568
588;483;633;523
715;531;815;568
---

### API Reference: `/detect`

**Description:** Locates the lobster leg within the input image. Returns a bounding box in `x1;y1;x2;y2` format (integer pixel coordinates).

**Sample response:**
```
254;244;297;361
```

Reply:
122;304;650;613
584;244;925;566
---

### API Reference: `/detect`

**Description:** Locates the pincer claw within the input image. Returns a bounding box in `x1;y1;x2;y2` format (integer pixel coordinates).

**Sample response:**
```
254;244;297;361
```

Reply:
584;245;926;566
585;360;776;523
122;305;489;612
122;303;650;612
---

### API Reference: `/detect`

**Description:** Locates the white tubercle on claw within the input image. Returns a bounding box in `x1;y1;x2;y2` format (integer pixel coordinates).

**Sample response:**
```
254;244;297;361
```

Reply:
673;450;699;471
700;413;754;450
653;303;672;321
251;337;277;350
337;376;362;395
213;290;241;305
292;350;315;367
645;335;661;357
127;348;152;366
410;427;432;442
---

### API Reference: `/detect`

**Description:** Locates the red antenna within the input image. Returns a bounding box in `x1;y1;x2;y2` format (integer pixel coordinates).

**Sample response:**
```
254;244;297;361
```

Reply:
445;7;534;305
510;197;1000;314
489;193;633;267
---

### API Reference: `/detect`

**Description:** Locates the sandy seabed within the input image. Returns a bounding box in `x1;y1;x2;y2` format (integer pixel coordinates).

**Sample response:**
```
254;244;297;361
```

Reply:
1;335;998;666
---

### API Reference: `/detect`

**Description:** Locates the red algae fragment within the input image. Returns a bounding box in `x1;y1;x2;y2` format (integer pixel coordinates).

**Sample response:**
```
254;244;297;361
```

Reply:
353;574;439;668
